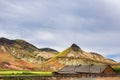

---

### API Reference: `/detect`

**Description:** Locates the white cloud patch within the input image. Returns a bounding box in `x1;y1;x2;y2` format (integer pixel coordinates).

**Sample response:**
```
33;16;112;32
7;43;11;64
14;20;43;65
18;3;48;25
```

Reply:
0;0;120;61
34;31;55;41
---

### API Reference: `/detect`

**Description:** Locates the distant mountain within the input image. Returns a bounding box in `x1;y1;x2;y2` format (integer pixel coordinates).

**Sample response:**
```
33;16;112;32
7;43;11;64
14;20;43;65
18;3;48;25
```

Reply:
40;48;58;54
43;44;117;71
0;37;57;70
0;37;118;71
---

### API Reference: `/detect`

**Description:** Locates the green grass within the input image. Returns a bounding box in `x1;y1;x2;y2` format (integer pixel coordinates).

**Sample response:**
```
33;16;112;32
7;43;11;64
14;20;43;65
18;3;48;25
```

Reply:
54;47;71;58
113;67;120;72
0;70;52;76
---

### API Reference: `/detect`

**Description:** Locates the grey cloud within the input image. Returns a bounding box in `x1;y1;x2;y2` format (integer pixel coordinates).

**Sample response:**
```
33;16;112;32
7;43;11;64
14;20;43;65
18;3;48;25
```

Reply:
0;0;120;61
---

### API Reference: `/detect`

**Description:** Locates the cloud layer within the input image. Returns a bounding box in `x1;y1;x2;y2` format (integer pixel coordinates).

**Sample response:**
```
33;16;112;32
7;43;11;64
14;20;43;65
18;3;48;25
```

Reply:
0;0;120;61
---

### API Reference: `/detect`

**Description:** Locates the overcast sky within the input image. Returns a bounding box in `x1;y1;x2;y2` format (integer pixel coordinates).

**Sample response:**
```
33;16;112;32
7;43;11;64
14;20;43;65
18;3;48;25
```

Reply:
0;0;120;62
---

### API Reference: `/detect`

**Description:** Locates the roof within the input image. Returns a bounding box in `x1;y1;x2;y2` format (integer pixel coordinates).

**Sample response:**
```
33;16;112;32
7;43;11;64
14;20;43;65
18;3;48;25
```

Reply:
58;65;109;74
57;72;76;74
57;65;77;74
76;65;107;73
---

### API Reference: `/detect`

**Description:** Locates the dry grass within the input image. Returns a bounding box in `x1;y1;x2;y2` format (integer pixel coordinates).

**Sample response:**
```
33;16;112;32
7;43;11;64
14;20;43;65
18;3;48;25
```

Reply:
97;77;120;80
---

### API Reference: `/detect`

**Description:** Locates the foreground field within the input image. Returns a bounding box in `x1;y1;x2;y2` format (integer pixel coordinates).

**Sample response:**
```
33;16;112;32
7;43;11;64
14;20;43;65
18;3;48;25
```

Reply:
0;71;120;80
59;77;120;80
96;77;120;80
0;70;52;76
0;77;119;80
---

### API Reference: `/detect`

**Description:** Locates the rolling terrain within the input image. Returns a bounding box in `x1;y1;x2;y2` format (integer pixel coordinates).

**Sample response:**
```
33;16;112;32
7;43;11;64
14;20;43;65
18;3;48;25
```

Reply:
43;44;117;71
0;37;58;70
0;37;118;71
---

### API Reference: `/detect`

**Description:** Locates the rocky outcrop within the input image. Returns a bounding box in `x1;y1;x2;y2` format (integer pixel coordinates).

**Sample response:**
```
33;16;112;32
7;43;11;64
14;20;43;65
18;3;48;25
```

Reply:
44;44;117;71
0;37;118;71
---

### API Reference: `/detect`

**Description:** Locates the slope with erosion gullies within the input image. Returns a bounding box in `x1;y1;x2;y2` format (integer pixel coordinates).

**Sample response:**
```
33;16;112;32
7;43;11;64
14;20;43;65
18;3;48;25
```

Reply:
0;37;58;70
44;44;117;71
0;47;40;70
38;48;59;59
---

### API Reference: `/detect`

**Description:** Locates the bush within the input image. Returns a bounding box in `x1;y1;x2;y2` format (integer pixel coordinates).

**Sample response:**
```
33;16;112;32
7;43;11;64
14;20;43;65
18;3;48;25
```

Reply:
113;68;120;72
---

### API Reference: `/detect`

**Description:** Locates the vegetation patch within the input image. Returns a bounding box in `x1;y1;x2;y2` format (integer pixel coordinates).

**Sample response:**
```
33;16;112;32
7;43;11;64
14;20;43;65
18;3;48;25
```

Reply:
0;70;52;76
113;68;120;72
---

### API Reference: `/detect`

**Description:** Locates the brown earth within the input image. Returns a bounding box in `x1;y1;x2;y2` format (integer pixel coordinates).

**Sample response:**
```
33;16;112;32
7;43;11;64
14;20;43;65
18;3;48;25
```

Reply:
97;77;120;80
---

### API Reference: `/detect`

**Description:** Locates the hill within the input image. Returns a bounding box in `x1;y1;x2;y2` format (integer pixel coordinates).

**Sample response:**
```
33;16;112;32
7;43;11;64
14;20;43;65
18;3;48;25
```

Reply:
43;44;117;71
0;37;118;71
0;37;57;70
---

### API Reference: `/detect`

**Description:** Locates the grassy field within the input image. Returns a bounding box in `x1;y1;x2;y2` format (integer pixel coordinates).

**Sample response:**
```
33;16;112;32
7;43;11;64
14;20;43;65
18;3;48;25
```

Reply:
113;67;120;73
0;70;52;76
